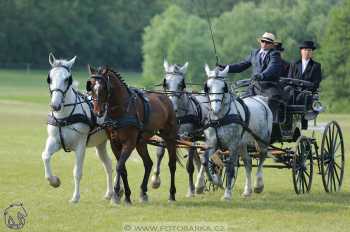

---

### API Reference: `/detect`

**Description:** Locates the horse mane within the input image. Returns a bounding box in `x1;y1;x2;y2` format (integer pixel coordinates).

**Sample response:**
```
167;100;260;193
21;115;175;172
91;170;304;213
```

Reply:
99;66;131;93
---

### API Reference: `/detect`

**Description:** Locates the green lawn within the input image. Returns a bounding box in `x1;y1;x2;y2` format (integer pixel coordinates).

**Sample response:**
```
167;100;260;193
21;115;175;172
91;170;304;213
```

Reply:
0;69;349;232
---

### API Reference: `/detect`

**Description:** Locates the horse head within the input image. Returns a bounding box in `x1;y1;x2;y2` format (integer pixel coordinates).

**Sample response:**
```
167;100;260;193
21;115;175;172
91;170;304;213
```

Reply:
204;64;230;115
47;53;76;112
86;65;111;117
163;59;188;113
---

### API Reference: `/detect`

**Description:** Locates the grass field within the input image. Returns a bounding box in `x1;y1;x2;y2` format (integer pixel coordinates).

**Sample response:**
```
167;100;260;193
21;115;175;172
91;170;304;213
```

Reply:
0;69;349;232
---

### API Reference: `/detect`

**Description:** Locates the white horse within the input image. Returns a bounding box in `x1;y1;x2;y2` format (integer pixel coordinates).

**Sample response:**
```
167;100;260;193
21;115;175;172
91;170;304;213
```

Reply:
41;53;114;203
200;64;273;201
152;60;209;197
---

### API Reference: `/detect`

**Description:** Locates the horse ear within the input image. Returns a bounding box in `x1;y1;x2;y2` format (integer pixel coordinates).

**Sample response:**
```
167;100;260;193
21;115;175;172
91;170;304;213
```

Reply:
87;64;96;76
164;59;169;72
204;64;210;77
66;56;77;69
219;65;230;77
180;62;189;74
49;53;56;67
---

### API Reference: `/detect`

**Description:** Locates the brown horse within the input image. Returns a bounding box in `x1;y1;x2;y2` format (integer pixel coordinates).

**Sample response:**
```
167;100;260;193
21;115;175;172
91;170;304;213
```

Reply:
86;66;179;204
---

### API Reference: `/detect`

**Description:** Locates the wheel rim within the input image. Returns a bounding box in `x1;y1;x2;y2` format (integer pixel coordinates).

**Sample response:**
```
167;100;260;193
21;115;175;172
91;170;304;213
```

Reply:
292;136;314;194
320;121;344;192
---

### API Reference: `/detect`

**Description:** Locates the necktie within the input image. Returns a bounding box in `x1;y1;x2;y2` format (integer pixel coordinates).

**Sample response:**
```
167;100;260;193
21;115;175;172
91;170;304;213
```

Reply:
260;51;266;63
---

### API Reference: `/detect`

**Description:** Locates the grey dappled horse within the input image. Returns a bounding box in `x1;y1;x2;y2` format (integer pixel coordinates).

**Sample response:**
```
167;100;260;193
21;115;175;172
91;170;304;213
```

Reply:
151;60;210;197
41;54;114;203
201;64;273;201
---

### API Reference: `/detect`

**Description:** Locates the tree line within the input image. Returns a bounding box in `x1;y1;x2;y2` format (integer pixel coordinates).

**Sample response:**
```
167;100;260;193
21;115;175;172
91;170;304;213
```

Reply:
0;0;349;112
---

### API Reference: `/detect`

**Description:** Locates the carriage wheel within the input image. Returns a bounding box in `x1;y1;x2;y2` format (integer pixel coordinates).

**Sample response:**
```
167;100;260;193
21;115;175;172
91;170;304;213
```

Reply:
292;136;314;194
320;121;344;192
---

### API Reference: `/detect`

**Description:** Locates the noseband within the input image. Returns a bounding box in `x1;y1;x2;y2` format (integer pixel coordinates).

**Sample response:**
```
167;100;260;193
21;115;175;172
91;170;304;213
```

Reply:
205;77;228;106
88;74;113;116
47;65;73;97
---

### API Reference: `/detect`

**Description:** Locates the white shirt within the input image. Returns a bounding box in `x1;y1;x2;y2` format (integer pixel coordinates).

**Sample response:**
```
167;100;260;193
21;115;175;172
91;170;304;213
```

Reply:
259;49;267;61
302;59;310;73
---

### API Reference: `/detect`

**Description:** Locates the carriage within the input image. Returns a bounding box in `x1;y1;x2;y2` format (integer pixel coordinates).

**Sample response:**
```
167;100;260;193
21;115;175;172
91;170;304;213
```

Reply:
146;65;345;196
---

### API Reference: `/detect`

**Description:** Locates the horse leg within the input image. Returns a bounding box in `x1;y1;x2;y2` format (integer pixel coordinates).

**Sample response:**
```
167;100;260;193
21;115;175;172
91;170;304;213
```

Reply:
241;145;253;197
41;136;61;188
160;132;177;202
195;148;213;194
70;141;87;203
95;141;114;200
222;150;240;201
186;147;196;197
111;145;133;205
254;143;267;193
151;145;165;189
136;142;153;203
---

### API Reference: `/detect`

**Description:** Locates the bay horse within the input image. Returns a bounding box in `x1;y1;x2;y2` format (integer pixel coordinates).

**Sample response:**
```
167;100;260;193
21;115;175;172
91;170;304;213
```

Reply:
202;64;273;201
86;66;179;204
42;53;114;203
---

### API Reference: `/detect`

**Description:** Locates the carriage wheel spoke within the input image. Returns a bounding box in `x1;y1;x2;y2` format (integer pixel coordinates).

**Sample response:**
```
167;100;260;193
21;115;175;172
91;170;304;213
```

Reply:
332;166;337;191
302;172;308;191
333;142;341;156
304;169;310;178
301;172;306;193
334;161;342;171
333;164;341;184
326;166;331;188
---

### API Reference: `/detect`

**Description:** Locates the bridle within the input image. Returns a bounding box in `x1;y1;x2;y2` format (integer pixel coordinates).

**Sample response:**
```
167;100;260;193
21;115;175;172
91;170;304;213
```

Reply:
163;72;189;113
47;65;73;98
86;74;112;117
204;77;229;108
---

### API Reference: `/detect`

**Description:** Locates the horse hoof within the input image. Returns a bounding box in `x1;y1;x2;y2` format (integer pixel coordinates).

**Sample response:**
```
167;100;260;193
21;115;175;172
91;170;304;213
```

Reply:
151;175;161;189
69;197;80;204
124;198;132;206
254;186;264;194
110;194;121;206
221;195;232;201
48;176;61;188
168;195;176;203
104;192;113;201
195;186;205;194
242;191;253;198
139;193;149;203
186;191;195;198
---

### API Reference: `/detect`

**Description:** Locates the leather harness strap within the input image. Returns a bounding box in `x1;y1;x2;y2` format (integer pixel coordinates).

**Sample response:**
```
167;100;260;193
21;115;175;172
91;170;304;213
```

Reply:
47;89;96;152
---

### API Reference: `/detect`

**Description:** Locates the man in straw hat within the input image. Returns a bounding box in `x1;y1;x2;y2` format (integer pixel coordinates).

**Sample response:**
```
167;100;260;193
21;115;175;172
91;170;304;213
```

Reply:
218;32;283;121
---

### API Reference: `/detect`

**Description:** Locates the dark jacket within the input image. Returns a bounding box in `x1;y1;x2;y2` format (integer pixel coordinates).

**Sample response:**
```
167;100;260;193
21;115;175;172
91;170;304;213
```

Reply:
281;59;290;77
288;59;322;91
227;48;282;82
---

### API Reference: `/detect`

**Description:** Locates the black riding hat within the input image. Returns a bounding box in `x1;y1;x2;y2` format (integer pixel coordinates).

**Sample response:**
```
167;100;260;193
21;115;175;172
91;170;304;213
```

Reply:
299;41;316;50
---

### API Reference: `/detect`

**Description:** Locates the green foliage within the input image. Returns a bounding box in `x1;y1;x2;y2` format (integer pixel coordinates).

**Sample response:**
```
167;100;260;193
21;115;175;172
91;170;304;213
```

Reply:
0;0;164;69
142;6;213;86
318;0;350;112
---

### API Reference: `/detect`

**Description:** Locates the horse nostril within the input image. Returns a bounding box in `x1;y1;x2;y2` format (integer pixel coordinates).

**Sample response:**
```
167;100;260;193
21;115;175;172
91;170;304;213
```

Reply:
50;104;61;111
